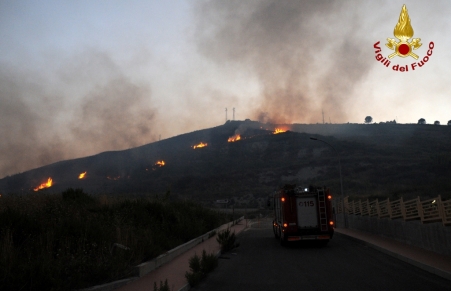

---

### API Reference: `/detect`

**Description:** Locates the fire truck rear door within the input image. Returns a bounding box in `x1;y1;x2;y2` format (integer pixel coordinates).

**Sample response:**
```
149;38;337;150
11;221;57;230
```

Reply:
296;196;318;228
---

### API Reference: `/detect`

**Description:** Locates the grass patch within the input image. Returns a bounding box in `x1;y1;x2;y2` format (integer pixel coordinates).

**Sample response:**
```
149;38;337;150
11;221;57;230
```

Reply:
0;189;231;290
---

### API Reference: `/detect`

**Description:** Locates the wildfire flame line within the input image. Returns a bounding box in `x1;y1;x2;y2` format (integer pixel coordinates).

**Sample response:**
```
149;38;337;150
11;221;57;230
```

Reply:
78;171;87;179
193;142;208;149
155;160;165;166
33;177;53;191
228;134;241;142
273;128;286;134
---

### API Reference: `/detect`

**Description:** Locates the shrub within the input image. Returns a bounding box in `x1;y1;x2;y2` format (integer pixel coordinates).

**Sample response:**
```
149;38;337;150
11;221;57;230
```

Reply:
201;249;218;274
0;192;230;290
61;188;96;205
153;279;171;291
216;228;239;253
185;253;203;287
185;250;218;287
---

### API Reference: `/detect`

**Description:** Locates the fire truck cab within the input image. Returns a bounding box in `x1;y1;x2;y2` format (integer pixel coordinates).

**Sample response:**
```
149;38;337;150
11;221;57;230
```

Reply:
271;184;334;246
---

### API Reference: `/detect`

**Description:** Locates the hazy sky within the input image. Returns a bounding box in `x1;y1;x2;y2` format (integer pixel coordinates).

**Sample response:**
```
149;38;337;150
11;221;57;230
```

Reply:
1;0;450;177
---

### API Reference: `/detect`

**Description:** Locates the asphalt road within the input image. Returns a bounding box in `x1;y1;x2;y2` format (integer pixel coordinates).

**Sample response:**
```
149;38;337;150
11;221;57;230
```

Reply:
191;219;451;291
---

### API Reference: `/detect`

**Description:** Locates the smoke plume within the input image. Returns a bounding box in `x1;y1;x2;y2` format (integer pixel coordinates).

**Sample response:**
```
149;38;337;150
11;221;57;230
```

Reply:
193;0;373;124
0;51;157;178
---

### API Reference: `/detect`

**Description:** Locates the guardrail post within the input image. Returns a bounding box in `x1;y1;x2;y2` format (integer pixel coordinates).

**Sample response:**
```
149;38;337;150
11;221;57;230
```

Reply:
387;198;392;218
437;195;444;223
400;197;406;219
417;196;424;222
441;197;451;226
344;196;349;214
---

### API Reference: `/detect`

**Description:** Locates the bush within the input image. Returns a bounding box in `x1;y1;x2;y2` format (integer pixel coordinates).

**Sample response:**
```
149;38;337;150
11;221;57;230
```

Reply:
216;228;239;253
201;249;218;273
61;188;96;205
185;250;218;287
153;279;171;291
0;192;230;290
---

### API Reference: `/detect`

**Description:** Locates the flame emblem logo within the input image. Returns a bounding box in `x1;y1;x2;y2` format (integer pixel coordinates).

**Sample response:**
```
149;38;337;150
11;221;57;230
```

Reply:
386;4;422;59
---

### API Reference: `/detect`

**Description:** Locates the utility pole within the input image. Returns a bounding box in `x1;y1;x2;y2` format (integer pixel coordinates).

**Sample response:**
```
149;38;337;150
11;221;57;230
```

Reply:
233;108;235;121
322;110;325;124
225;108;227;122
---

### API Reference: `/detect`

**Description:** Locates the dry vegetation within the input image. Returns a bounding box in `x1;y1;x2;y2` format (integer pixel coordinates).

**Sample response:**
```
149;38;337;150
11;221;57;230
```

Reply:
0;188;232;290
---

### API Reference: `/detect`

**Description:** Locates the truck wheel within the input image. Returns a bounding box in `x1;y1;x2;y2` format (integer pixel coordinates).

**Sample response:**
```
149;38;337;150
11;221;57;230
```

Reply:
279;230;286;246
273;222;279;239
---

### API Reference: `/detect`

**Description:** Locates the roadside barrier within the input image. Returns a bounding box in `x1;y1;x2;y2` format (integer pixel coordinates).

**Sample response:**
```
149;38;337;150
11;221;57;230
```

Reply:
135;216;244;277
80;216;244;291
335;196;451;226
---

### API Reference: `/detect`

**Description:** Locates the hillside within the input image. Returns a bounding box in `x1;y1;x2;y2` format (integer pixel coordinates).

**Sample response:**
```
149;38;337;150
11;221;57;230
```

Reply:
1;121;450;205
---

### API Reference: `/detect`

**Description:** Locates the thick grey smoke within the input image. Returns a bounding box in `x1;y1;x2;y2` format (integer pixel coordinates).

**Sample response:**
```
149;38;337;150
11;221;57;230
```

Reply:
0;51;157;178
69;75;156;152
0;65;63;177
193;0;373;124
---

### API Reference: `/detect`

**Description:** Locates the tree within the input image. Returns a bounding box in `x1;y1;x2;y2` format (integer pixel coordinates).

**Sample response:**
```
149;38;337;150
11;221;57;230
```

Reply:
434;121;440;125
418;118;426;124
448;120;451;126
364;116;373;124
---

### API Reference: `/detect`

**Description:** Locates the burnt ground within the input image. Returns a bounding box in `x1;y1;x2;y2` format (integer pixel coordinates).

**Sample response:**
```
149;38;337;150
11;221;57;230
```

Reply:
1;121;450;205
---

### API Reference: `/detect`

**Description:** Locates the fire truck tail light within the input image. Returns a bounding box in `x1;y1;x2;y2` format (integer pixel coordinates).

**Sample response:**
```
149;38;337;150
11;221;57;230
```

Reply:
327;195;332;200
281;197;285;202
329;221;334;226
283;223;288;228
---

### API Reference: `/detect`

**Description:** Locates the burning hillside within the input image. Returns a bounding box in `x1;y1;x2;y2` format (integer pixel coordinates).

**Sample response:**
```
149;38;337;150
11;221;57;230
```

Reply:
33;177;53;191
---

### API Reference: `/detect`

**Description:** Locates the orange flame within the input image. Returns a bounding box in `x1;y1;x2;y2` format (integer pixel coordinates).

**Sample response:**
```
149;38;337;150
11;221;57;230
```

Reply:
193;142;208;149
33;177;53;191
273;128;286;134
228;134;241;142
78;171;87;179
155;160;165;167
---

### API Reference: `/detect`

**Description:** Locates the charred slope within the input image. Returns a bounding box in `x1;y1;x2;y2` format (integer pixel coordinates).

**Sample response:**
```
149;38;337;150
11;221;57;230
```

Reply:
0;120;273;195
1;121;451;202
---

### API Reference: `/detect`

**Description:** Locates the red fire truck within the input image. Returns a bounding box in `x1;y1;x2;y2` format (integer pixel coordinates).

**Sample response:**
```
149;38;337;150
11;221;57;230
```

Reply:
271;184;334;245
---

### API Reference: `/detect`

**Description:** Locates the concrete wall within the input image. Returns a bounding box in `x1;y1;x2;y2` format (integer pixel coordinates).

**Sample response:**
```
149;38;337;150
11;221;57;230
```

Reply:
135;216;244;277
335;214;451;256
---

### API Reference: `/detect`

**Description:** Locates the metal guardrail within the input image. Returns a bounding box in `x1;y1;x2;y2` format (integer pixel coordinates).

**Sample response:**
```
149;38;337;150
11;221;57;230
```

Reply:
443;199;451;225
335;196;451;226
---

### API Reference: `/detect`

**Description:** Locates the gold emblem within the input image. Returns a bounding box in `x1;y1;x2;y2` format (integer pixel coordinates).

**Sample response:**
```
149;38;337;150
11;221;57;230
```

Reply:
386;4;422;59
